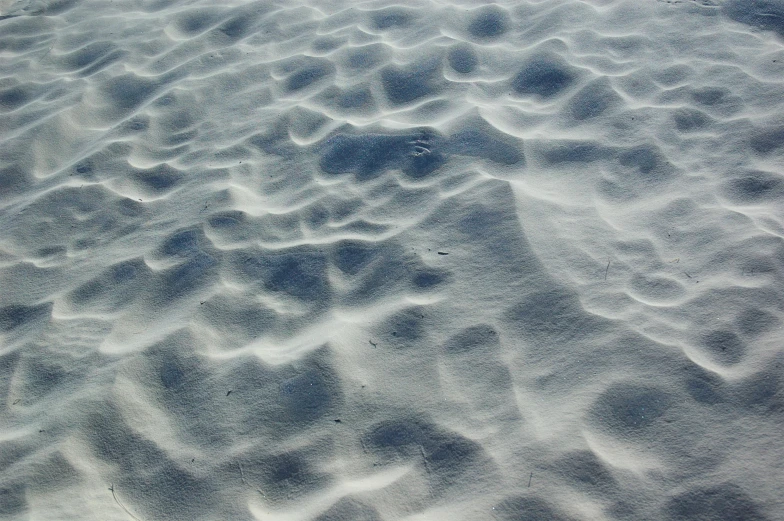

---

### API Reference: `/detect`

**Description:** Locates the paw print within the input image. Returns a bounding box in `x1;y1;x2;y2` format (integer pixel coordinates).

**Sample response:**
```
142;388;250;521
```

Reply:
409;133;432;157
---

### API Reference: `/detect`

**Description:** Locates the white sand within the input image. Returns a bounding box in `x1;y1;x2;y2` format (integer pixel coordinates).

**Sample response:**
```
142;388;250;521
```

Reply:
1;0;783;519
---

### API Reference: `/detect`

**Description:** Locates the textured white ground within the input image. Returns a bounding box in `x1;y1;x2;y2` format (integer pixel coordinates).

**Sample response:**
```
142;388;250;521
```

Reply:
1;0;784;519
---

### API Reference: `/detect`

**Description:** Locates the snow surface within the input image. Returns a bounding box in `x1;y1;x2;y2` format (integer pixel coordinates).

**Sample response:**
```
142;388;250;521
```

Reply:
1;0;784;519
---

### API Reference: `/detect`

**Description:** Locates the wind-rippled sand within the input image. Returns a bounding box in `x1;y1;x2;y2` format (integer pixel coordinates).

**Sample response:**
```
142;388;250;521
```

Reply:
1;0;783;519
